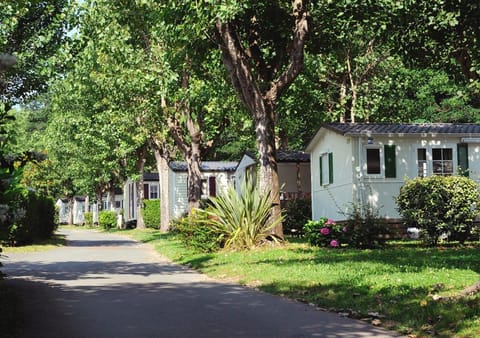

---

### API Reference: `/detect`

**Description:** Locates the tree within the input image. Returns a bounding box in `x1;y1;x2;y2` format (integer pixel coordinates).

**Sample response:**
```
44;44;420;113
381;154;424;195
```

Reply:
209;1;309;238
394;1;480;108
0;0;74;109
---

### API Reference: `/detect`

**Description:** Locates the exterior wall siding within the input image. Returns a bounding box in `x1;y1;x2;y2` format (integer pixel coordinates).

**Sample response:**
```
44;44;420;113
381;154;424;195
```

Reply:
173;172;188;218
234;154;256;191
309;129;354;221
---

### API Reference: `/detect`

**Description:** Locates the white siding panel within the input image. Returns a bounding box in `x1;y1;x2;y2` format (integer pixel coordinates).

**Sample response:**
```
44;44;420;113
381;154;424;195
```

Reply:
234;154;256;191
173;173;188;218
468;144;480;180
310;129;354;221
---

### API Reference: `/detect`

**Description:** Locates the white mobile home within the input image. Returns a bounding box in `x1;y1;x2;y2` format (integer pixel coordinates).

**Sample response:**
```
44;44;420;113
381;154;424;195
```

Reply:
306;123;480;222
123;173;160;223
168;161;237;218
56;196;87;225
123;161;238;223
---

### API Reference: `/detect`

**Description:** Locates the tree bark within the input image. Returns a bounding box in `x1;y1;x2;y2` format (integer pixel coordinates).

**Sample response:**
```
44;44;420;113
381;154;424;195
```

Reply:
67;197;74;225
135;145;147;229
108;183;116;212
153;146;171;232
95;188;102;225
84;195;90;222
167;69;204;214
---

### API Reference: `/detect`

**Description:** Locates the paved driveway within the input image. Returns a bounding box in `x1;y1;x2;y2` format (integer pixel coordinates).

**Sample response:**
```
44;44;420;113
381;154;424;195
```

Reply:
3;229;402;338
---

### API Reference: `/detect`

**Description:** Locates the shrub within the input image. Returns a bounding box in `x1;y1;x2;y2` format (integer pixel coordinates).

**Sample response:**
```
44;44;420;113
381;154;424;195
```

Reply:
343;203;390;249
142;200;160;229
6;190;56;246
397;175;480;245
303;218;346;248
171;211;224;253
204;179;282;250
98;210;117;229
84;212;93;227
282;199;311;236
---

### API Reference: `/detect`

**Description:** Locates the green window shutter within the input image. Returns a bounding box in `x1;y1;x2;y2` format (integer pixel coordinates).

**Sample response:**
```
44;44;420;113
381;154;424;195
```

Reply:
457;143;469;177
384;145;396;178
319;155;323;186
328;152;334;184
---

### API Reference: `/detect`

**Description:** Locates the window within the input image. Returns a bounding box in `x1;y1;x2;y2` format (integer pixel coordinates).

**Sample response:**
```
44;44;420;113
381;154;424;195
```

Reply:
417;148;427;177
384;145;396;178
366;148;381;175
319;152;333;186
432;148;453;176
149;184;159;199
209;176;217;197
457;144;469;177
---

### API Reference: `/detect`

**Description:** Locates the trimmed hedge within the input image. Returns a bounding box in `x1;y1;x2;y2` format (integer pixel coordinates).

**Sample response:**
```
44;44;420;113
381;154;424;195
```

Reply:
142;200;160;229
171;212;224;253
99;210;117;229
397;175;480;245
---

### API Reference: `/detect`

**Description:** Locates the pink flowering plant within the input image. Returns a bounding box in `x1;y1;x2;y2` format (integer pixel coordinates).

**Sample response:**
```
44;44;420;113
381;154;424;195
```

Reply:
303;217;346;248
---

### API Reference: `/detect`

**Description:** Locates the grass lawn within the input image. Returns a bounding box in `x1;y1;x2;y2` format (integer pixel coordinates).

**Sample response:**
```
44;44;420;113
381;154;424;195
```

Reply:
119;228;480;338
1;233;66;254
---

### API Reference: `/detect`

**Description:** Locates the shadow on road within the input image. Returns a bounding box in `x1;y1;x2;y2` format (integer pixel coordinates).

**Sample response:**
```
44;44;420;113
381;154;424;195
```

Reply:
65;239;138;247
8;276;399;338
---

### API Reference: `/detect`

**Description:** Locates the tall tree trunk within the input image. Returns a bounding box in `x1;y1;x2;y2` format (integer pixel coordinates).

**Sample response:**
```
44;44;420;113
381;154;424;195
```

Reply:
108;183;116;211
153;147;171;232
85;195;90;218
95;188;102;225
67;197;74;225
135;145;147;229
185;114;203;211
339;77;347;123
255;101;282;237
168;113;204;214
346;53;357;123
167;70;204;214
215;0;308;239
296;162;302;193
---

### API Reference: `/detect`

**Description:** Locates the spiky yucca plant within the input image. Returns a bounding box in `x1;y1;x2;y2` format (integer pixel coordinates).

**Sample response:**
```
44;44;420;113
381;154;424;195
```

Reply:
204;179;282;250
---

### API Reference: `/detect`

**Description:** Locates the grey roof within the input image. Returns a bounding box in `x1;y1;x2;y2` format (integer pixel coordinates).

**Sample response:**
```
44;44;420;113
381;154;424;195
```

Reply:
169;161;238;172
276;150;310;162
241;150;310;163
143;172;159;181
323;123;480;136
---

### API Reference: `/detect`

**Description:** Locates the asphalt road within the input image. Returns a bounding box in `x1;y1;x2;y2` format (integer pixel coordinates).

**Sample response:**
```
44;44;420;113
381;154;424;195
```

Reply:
3;229;402;338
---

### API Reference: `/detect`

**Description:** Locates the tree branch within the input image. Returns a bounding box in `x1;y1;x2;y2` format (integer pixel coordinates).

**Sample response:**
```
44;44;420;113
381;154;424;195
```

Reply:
215;19;264;117
267;0;308;102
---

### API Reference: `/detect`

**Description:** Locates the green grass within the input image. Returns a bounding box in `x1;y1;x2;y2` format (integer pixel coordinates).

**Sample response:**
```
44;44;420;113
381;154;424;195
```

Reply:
120;229;480;338
1;233;66;254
